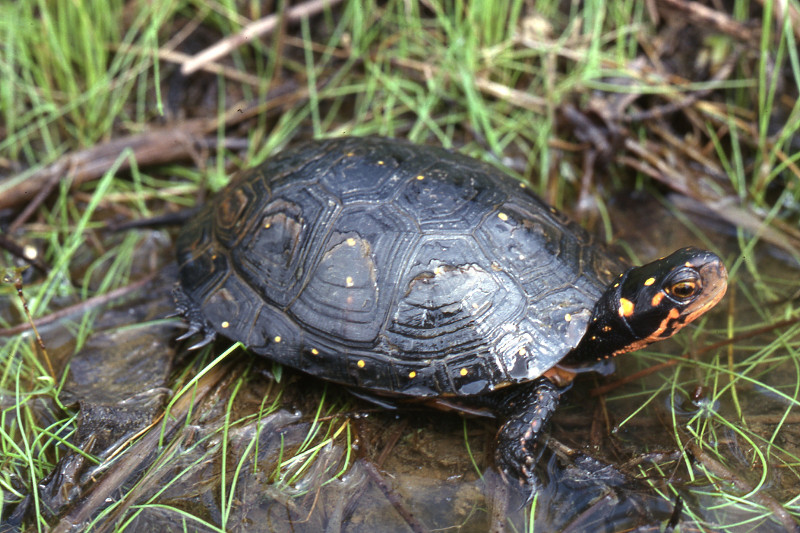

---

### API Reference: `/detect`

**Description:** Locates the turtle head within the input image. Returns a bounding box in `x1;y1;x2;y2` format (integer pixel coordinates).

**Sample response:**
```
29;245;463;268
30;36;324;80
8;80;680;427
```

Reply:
564;247;727;367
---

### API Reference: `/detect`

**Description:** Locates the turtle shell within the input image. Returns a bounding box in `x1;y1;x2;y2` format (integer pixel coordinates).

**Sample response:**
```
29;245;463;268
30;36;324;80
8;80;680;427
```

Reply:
176;137;625;397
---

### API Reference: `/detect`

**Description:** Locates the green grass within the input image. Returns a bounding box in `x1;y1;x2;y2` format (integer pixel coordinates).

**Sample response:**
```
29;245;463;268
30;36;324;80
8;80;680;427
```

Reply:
2;0;800;531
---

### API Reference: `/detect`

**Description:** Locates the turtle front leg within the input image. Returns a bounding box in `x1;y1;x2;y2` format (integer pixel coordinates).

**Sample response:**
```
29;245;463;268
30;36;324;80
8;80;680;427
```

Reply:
494;377;560;489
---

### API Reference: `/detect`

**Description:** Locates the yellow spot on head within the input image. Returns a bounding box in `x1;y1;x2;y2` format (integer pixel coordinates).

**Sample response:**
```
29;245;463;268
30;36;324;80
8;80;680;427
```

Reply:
273;336;281;343
685;262;693;268
408;371;416;379
519;183;526;188
564;313;572;322
264;222;271;229
416;175;425;180
472;303;479;309
619;297;635;318
346;237;356;246
497;212;509;221
345;276;354;287
221;321;230;328
311;348;319;355
518;347;527;356
644;277;655;286
460;368;468;376
347;152;355;157
357;359;366;368
377;160;385;165
651;292;664;307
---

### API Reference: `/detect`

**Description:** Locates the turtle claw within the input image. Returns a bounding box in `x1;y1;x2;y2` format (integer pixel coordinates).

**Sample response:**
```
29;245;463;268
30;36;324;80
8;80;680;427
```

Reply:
187;329;216;350
172;282;217;348
175;323;202;342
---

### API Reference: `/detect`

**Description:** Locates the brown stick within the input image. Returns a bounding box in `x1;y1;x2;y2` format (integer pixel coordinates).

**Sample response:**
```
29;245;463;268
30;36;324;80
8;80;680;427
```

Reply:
0;121;213;210
181;0;342;76
686;440;800;533
0;272;159;338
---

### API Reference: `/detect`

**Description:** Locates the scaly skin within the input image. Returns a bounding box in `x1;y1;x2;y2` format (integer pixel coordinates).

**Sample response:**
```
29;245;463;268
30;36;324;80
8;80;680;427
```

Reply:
494;377;560;491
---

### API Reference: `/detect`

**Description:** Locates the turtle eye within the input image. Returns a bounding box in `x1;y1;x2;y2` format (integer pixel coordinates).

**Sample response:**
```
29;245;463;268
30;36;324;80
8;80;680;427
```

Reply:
669;280;698;299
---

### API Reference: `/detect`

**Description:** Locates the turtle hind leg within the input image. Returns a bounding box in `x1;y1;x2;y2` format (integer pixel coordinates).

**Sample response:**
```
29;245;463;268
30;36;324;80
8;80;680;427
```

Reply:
171;283;216;349
494;377;560;494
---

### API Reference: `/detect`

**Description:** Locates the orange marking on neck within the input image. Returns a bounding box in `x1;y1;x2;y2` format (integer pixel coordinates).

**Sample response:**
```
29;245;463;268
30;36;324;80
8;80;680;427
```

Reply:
612;306;682;356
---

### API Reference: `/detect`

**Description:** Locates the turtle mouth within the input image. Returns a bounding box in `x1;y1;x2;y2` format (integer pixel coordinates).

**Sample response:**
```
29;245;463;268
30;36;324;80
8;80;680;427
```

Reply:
683;258;728;324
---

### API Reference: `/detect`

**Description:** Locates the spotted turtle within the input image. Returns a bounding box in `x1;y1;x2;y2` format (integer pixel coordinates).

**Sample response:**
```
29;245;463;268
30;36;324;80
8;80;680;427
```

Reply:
174;137;727;488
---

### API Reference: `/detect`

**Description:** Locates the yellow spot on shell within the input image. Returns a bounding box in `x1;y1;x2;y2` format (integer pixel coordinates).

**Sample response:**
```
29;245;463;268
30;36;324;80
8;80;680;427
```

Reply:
644;277;656;286
357;359;366;368
408;371;416;378
377;160;385;165
416;175;425;180
311;348;319;355
264;222;271;229
685;262;693;268
347;152;355;157
345;276;354;287
518;347;527;356
564;313;572;322
497;212;509;221
460;368;468;376
519;183;526;188
346;237;356;246
221;321;230;328
274;336;281;343
619;298;635;318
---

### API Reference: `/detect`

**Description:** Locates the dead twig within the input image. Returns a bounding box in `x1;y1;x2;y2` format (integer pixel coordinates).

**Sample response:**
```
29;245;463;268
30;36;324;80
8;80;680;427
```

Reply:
181;0;342;76
9;170;63;233
657;0;759;43
362;461;430;533
0;272;160;338
0;121;213;211
686;440;800;533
